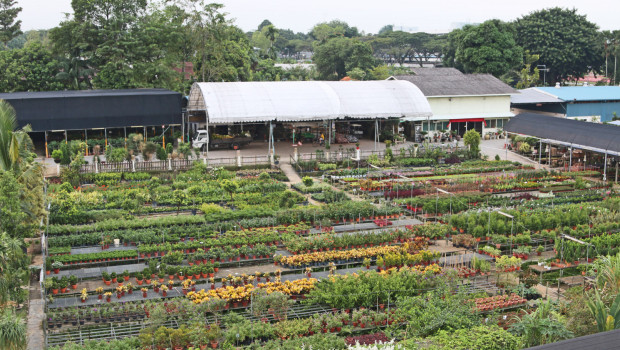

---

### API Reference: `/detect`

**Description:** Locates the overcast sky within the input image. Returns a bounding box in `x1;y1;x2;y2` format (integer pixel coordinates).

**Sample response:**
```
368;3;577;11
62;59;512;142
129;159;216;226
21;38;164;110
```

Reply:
18;0;620;34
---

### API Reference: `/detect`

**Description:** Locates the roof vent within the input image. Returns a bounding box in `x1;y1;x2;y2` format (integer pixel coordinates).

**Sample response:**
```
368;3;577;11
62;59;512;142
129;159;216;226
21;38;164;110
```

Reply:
554;82;561;89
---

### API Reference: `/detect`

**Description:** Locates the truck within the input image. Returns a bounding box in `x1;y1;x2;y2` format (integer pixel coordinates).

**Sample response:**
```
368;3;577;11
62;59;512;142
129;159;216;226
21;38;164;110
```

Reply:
192;130;253;150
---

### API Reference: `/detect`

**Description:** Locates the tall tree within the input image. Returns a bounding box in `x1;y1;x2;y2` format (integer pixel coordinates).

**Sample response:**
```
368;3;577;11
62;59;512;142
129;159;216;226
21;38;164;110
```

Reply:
515;8;603;84
445;19;522;77
0;42;65;92
186;2;252;82
0;0;21;48
313;37;376;80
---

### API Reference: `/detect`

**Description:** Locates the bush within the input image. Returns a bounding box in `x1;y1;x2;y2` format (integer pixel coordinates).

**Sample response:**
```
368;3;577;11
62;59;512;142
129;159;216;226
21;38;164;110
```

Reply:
51;149;63;160
156;146;168;160
106;148;128;162
302;176;313;187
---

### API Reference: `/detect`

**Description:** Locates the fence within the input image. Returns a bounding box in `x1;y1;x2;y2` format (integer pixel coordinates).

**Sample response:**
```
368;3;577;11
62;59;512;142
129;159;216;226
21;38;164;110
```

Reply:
69;156;271;174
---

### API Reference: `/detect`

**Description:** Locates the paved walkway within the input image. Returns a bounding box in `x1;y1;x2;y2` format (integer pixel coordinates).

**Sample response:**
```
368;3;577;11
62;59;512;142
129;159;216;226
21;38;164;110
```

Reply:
480;139;545;169
26;283;45;350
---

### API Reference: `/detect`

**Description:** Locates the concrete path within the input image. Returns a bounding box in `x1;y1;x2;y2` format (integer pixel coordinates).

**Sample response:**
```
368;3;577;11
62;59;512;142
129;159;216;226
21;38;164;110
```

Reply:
26;284;45;350
480;139;545;169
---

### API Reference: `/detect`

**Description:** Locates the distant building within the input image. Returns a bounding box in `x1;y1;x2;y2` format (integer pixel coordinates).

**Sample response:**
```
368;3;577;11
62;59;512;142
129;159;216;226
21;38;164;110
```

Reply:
392;68;516;139
511;85;620;122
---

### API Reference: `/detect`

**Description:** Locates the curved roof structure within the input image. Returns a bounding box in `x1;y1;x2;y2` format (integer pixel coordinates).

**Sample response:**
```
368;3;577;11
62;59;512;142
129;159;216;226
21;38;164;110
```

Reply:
505;113;620;156
188;80;432;124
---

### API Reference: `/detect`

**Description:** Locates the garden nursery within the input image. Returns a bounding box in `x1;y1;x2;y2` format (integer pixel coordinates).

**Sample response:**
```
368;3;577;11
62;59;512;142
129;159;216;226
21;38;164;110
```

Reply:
41;143;620;350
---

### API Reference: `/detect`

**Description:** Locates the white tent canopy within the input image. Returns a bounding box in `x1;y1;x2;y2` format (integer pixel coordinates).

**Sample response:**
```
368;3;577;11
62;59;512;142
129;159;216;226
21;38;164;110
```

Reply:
188;80;432;124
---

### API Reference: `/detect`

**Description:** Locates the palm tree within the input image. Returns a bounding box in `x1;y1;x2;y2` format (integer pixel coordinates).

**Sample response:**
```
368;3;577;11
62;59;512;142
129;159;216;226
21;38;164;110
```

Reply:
55;56;93;90
0;100;45;235
265;25;279;60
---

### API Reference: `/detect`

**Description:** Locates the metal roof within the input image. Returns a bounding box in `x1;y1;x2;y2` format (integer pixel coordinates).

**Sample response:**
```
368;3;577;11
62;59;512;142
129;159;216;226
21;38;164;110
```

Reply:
0;89;182;132
511;88;564;104
188;81;432;124
403;111;514;122
505;113;620;156
526;329;620;350
535;86;620;102
394;71;516;97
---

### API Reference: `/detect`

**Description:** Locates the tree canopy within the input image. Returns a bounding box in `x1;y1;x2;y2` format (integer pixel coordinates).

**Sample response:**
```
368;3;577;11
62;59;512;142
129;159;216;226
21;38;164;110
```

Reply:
444;20;522;78
515;7;603;85
0;0;21;47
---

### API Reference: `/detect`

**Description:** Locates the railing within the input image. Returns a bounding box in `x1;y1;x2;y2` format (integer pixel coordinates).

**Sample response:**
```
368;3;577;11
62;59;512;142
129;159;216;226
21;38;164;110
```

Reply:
73;157;271;174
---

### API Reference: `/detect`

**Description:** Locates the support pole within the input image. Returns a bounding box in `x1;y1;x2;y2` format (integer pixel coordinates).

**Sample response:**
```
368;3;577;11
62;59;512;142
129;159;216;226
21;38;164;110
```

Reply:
44;131;48;158
603;152;608;182
615;160;618;183
64;130;68;144
124;127;127;150
144;127;147;142
162;125;166;150
269;121;274;165
104;128;107;149
85;129;88;156
504;132;508;160
374;120;378;151
538;139;542;164
548;143;551;167
568;146;573;171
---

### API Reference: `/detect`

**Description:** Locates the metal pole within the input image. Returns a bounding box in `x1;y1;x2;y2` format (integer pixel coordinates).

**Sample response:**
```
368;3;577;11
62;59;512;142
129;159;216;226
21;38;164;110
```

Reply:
538;139;542;164
44;131;48;158
374;120;378;151
568;146;573;171
85;129;88;156
64;130;67;144
603;152;608;182
504;132;508;160
124;127;127;150
104;128;107;149
548;143;551;167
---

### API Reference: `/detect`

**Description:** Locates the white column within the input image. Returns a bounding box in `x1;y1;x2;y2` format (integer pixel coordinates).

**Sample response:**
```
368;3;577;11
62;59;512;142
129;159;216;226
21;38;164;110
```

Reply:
236;149;242;167
168;158;172;171
603;152;608;182
132;160;136;172
569;146;573;171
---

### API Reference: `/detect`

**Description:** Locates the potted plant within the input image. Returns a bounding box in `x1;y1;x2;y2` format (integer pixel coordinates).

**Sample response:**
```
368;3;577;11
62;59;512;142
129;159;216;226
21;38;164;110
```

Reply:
110;272;117;283
69;275;78;289
536;245;544;256
52;261;63;274
80;288;88;302
96;287;104;299
161;285;168;297
45;260;52;275
122;270;130;281
207;324;221;349
52;149;63;163
104;292;112;302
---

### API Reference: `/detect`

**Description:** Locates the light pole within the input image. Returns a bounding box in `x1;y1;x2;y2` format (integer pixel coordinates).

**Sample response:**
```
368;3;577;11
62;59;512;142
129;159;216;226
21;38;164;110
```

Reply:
497;211;514;254
537;65;550;86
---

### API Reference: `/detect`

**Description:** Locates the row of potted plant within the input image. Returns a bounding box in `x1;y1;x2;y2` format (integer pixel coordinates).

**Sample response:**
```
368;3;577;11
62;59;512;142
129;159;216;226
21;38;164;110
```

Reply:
275;245;403;268
472;293;527;312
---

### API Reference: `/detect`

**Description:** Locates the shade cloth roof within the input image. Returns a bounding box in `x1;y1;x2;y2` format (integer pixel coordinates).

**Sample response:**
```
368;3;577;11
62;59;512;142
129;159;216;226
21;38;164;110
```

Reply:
505;113;620;155
511;88;564;105
536;86;620;102
0;89;182;132
394;70;516;97
187;81;432;124
525;329;620;350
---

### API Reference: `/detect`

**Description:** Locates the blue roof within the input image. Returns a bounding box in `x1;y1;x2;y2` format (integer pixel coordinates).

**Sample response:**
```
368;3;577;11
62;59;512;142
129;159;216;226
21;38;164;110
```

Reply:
535;86;620;102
